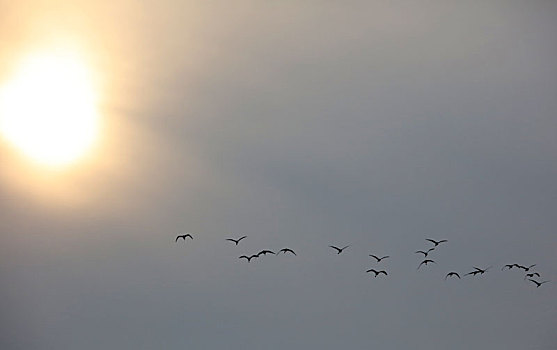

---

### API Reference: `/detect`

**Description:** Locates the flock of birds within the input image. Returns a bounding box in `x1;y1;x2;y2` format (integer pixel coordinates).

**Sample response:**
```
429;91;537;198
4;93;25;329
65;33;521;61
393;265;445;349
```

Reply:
175;234;550;288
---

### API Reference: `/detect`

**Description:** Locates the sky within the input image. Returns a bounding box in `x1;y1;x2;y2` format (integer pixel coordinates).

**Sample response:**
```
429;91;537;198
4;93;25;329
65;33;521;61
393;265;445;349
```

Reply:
1;1;557;349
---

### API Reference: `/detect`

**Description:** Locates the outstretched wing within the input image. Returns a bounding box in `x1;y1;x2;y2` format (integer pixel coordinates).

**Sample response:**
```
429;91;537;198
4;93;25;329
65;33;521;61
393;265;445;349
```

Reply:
329;245;341;252
369;254;380;261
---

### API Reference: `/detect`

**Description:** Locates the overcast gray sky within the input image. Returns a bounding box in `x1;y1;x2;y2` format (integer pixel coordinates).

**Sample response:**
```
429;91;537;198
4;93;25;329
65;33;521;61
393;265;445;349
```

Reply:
1;1;556;349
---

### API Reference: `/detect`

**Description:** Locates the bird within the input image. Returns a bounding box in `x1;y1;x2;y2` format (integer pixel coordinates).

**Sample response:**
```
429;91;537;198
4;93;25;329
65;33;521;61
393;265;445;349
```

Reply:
465;270;482;277
175;234;193;242
369;254;390;262
445;272;461;280
329;245;350;254
417;259;436;269
465;266;490;276
415;248;435;257
239;255;258;262
226;236;247;245
525;272;541;279
366;269;388;277
426;239;448;247
528;279;549;288
256;249;276;256
516;264;536;272
279;248;297;256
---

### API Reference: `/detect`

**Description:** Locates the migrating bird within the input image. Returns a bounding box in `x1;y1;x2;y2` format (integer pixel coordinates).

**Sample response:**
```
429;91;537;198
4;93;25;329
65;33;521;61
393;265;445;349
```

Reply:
239;255;258;262
426;239;448;247
516;264;536;272
279;248;297;256
525;272;541;279
256;250;275;256
226;236;247;245
445;272;461;280
369;254;390;262
366;269;388;277
176;234;193;242
528;279;549;288
417;259;436;269
465;266;491;276
415;248;435;257
329;245;350;254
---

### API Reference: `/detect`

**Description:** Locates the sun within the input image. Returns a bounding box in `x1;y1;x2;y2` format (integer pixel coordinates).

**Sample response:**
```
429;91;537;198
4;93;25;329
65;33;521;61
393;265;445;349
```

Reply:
0;51;100;167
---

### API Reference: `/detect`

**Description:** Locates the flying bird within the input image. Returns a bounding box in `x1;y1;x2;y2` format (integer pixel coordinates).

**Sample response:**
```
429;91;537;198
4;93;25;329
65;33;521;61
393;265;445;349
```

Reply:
528;279;549;288
279;248;297;256
426;239;448;247
329;245;350;254
256;250;276;256
239;255;258;262
516;264;536;272
369;254;390;262
525;272;541;279
417;259;436;269
226;236;247;245
445;272;461;280
366;269;388;277
415;248;435;257
465;266;491;276
176;234;193;242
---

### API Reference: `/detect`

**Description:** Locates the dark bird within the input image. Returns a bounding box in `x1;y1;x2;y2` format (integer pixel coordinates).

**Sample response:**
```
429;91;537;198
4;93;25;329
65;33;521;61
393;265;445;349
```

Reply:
369;254;390;262
279;248;297;256
176;234;193;242
239;255;258;262
366;269;388;277
528;279;549;288
329;245;350;254
465;266;491;276
465;270;482;277
226;236;247;245
426;239;448;247
417;259;436;269
256;250;276;256
445;272;461;280
525;272;541;279
516;264;536;272
415;248;435;257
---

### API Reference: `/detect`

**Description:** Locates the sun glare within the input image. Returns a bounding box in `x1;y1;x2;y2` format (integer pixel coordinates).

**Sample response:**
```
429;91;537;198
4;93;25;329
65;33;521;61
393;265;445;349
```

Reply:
0;51;100;167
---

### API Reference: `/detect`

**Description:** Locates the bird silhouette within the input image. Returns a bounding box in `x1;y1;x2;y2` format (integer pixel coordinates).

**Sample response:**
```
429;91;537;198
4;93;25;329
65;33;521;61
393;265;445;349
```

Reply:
516;264;536;272
329;245;350;254
366;269;388;277
465;270;482;277
239;255;258;262
417;259;436;269
528;279;549;288
226;236;247;245
256;249;275;257
465;266;490;276
279;248;296;256
369;254;390;262
426;239;448;247
176;234;193;242
524;272;541;279
415;248;435;257
445;272;461;280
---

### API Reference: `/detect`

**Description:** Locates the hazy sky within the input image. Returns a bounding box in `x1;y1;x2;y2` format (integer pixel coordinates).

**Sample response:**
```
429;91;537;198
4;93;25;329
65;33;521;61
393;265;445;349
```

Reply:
1;1;557;349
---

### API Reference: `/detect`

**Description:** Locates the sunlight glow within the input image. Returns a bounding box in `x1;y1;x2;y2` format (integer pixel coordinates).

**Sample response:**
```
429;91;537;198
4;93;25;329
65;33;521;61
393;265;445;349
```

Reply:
0;51;100;166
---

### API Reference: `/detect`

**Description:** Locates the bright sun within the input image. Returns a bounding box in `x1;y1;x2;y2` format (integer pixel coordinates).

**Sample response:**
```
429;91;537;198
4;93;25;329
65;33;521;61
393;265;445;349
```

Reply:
0;51;100;166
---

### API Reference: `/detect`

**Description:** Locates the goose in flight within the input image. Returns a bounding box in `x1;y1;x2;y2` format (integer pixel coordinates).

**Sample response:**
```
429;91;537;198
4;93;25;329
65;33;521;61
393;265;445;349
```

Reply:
256;250;275;256
417;259;436;269
528;279;549;288
226;236;247;245
445;272;461;280
465;266;490;276
516;264;536;272
415;248;435;257
366;269;388;277
329;245;350;254
279;248;297;256
525;272;541;279
369;254;390;262
176;234;193;242
426;239;448;247
239;255;258;262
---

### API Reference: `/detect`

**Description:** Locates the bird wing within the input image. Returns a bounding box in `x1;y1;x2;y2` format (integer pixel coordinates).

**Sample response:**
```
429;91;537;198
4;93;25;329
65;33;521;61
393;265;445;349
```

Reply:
369;255;379;261
341;245;350;251
366;269;377;273
239;256;249;260
226;238;236;243
425;239;438;245
329;246;341;252
381;256;390;260
185;234;193;239
415;251;426;256
175;236;181;242
379;271;387;275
